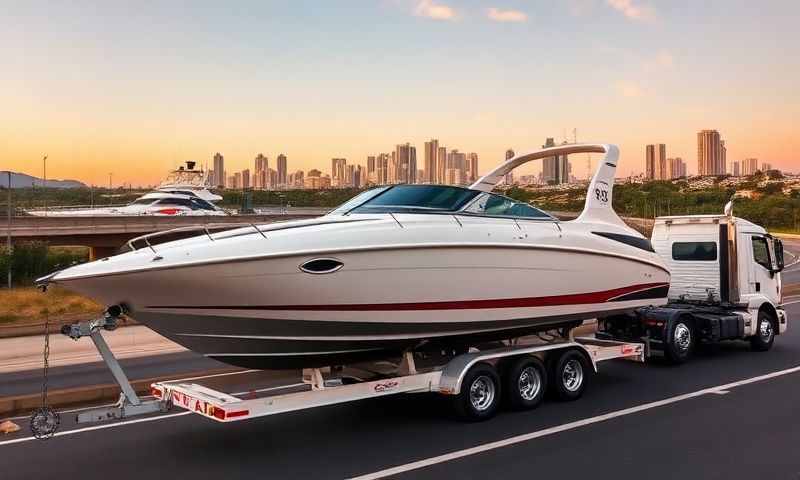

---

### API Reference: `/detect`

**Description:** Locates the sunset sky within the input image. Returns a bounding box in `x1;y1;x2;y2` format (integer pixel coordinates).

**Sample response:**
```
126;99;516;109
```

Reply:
2;0;799;186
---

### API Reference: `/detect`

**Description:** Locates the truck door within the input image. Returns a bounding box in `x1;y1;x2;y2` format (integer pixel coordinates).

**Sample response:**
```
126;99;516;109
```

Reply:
741;234;779;305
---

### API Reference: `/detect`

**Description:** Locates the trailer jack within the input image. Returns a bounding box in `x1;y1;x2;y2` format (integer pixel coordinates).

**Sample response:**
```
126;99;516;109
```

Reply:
61;309;166;424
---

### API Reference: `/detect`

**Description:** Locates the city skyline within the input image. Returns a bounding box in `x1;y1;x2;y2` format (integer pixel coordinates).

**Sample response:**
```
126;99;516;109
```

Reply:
3;1;799;185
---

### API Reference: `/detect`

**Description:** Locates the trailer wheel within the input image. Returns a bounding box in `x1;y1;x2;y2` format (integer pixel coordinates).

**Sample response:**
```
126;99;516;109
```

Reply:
550;350;589;401
452;363;501;421
664;317;694;364
750;311;775;352
505;356;547;410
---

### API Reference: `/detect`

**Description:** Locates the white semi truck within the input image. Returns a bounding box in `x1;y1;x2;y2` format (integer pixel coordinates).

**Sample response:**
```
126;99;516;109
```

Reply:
37;210;788;437
599;209;788;363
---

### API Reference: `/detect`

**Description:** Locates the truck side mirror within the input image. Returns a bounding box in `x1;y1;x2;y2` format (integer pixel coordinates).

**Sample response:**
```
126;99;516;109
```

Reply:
774;238;785;272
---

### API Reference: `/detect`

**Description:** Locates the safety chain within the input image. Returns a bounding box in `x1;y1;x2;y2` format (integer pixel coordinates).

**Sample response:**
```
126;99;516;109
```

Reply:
30;308;60;440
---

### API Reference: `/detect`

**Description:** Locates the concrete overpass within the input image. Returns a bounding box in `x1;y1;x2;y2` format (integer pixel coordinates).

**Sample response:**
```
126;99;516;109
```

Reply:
2;212;324;260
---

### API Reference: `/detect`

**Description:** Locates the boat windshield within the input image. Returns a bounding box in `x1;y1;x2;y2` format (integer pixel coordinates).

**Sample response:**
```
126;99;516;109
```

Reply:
347;185;480;214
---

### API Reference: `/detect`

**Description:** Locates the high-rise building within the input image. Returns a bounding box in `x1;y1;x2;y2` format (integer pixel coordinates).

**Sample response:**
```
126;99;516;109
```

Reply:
762;162;773;172
395;143;416;184
241;169;250;189
213;152;225;187
254;153;268;189
424;139;439;184
233;171;242;190
645;145;656;180
376;154;389;185
656;144;667;180
542;138;570;184
366;156;376;184
742;158;759;176
467;152;479;183
504;149;515;185
446;149;467;185
304;169;331;189
331;158;347;187
437;146;447;184
345;164;355;187
667;157;686;179
732;160;741;177
354;165;364;189
227;174;237;189
276;154;287;187
697;130;724;176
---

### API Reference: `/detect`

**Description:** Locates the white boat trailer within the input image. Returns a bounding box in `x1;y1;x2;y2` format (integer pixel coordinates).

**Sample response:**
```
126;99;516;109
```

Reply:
57;311;646;427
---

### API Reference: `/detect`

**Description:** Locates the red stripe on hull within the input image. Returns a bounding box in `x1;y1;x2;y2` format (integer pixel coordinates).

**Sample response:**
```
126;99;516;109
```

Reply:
150;282;669;312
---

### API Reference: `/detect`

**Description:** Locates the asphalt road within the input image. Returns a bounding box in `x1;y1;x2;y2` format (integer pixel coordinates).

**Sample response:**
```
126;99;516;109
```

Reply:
780;238;800;286
2;301;799;479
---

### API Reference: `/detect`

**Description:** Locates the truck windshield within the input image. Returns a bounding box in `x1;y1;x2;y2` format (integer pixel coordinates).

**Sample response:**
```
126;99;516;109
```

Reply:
347;185;480;214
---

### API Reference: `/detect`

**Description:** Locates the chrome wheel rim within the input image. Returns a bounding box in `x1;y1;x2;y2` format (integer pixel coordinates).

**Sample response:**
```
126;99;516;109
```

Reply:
674;323;692;351
469;375;496;411
759;318;773;341
562;359;584;392
517;366;542;401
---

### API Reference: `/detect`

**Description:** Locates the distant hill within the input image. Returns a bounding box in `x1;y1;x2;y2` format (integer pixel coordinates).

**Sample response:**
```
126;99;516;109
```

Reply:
0;171;86;189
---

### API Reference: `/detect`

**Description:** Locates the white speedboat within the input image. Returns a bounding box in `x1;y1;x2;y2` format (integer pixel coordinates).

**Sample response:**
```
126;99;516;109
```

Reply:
30;161;227;217
40;144;669;369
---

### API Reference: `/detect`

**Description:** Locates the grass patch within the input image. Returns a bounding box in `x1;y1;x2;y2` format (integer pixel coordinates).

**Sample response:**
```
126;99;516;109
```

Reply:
0;286;103;326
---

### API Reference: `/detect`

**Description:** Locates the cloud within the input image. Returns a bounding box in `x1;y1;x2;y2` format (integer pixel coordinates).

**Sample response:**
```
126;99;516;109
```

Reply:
414;0;457;21
486;7;528;23
643;50;674;71
567;0;596;17
616;81;645;98
606;0;655;21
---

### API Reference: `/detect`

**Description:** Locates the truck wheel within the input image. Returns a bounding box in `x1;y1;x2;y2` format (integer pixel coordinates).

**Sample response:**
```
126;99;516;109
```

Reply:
750;312;775;352
452;363;501;421
550;350;589;401
505;356;547;410
664;317;694;364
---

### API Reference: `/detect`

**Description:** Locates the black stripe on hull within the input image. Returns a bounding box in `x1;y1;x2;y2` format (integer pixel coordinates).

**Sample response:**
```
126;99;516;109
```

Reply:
609;285;670;302
132;305;655;369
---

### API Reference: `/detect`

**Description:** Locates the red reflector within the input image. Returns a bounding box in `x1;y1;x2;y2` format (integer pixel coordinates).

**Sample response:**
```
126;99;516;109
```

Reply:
157;208;179;215
226;410;249;419
212;408;226;420
151;387;162;398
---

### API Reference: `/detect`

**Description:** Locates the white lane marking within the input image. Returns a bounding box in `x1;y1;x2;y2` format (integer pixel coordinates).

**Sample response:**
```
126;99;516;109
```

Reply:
0;412;192;446
710;390;730;395
782;299;800;306
349;364;800;480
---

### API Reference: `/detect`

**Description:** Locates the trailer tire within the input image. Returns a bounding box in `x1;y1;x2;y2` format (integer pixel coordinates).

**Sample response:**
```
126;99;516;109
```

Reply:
452;363;501;422
505;356;547;410
750;311;775;352
664;317;694;364
550;350;589;401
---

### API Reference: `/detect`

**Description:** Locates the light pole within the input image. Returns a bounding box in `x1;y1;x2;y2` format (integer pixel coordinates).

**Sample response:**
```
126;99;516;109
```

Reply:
6;170;11;289
42;154;48;216
108;173;113;190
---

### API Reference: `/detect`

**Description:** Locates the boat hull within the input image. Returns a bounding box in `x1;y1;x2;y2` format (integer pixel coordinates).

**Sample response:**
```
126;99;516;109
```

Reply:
57;244;669;369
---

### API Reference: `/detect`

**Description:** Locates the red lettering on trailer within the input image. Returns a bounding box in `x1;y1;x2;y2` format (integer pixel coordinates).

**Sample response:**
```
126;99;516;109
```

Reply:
374;381;400;392
621;344;636;355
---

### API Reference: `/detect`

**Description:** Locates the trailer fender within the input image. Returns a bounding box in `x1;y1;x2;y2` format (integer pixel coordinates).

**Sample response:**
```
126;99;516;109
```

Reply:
438;343;598;396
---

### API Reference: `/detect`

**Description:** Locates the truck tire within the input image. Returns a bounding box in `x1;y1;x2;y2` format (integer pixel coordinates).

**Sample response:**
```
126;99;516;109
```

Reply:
505;356;547;410
549;350;590;401
664;317;694;364
452;363;501;422
750;311;775;352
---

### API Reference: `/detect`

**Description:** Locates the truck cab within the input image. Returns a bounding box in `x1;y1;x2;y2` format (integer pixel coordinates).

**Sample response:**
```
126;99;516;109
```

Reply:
598;211;788;363
651;213;787;335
